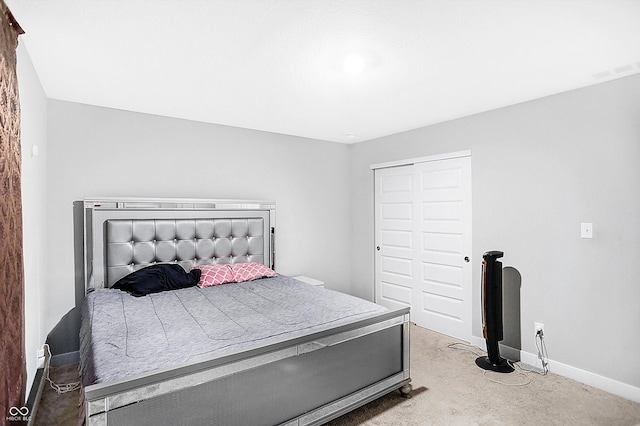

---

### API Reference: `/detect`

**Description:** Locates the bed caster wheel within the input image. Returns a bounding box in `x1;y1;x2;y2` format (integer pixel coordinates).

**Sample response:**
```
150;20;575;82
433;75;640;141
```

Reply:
399;383;412;399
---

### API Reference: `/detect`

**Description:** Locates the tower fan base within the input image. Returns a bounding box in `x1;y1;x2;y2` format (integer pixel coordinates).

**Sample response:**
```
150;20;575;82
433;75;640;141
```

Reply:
475;356;514;373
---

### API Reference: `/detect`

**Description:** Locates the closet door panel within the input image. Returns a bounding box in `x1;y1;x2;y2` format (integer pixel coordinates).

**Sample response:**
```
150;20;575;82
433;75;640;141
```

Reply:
374;154;472;342
374;165;414;310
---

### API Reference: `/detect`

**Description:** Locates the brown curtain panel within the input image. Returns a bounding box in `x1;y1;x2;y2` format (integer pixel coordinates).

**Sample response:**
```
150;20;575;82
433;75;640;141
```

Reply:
0;1;25;423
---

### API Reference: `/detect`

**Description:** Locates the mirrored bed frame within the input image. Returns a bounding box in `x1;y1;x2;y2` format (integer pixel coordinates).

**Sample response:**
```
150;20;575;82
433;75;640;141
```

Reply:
79;197;411;426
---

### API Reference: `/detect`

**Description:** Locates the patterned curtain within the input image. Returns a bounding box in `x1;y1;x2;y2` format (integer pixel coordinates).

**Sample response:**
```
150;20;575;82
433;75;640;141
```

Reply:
0;1;25;423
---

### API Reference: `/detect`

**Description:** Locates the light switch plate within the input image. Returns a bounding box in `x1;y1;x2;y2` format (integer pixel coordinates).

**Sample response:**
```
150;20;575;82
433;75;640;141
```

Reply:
581;223;593;239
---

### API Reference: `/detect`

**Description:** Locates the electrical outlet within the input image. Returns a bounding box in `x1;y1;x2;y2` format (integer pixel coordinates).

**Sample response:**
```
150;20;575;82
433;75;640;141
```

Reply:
534;322;544;337
581;223;593;239
37;347;46;369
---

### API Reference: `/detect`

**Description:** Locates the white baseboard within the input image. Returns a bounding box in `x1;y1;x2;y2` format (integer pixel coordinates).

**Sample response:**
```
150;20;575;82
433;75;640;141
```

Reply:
520;349;640;403
469;336;488;355
468;335;640;403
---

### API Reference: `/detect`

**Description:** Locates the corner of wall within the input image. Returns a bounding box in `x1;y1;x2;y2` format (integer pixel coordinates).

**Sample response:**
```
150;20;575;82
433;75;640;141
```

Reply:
17;38;49;398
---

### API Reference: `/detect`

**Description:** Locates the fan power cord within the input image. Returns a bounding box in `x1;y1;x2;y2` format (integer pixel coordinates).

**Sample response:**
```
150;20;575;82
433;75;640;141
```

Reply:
446;341;543;387
535;329;550;375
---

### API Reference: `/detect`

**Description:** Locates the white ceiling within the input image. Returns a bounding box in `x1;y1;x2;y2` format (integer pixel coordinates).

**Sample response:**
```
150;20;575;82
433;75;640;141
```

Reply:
7;0;640;143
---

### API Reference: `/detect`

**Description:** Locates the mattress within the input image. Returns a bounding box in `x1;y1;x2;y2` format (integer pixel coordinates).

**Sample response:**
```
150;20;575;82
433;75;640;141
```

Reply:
79;275;387;386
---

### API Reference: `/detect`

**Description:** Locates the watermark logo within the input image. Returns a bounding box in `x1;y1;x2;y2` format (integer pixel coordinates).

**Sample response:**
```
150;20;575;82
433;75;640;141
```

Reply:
7;406;31;422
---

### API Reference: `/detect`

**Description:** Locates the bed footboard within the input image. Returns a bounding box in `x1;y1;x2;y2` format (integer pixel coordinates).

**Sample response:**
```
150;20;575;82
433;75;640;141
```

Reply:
84;308;411;426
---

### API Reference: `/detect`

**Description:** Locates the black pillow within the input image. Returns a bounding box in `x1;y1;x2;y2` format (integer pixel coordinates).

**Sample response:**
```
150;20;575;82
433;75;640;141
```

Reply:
112;264;201;297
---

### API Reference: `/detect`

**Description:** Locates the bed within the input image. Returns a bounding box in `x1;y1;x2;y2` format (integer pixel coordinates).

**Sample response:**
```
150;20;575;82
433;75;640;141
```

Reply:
78;198;411;426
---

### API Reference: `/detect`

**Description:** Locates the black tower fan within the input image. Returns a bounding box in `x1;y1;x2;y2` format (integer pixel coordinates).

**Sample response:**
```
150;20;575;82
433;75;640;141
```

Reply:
475;250;514;373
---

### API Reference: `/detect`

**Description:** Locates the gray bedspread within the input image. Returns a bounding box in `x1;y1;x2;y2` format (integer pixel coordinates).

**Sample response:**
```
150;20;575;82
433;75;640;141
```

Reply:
79;275;387;386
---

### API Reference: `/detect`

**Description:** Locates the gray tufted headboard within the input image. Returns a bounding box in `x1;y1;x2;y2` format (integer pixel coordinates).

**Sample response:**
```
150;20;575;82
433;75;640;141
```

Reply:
82;198;275;292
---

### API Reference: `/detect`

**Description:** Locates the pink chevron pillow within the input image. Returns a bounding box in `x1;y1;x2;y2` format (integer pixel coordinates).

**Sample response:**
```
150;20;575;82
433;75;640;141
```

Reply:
230;262;277;283
191;264;235;287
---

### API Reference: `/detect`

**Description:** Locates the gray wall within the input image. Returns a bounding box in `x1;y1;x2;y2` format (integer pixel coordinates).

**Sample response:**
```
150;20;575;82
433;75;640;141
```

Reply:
17;41;48;388
45;100;351;338
348;74;640;389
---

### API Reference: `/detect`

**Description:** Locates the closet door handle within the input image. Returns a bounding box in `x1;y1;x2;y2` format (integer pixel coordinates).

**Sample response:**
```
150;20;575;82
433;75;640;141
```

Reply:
376;246;381;251
464;256;470;262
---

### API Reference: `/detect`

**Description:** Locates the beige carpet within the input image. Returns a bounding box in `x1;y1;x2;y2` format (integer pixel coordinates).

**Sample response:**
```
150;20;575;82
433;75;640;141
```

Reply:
33;363;82;426
35;324;640;425
327;325;640;426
